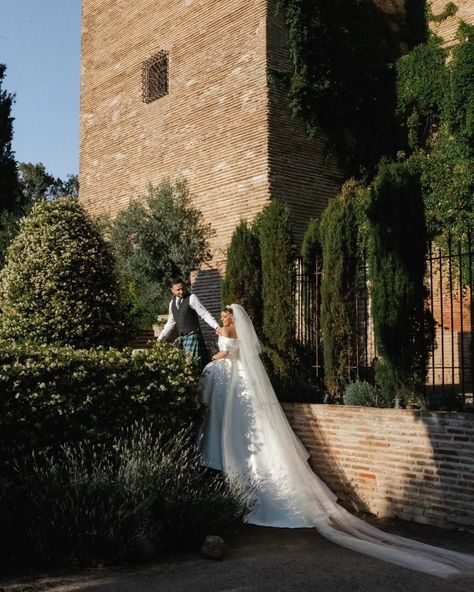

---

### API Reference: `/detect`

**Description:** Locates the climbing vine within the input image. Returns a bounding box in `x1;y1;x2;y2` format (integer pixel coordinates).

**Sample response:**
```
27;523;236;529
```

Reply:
396;15;474;246
274;0;401;176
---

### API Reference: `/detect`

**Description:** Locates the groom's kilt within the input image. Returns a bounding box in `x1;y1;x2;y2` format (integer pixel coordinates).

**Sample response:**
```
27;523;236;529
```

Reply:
179;330;210;369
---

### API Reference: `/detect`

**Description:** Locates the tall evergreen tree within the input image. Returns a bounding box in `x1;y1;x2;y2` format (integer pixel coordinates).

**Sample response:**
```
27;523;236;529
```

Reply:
319;182;359;399
0;64;20;213
258;200;295;376
368;160;432;406
222;220;262;333
301;217;322;272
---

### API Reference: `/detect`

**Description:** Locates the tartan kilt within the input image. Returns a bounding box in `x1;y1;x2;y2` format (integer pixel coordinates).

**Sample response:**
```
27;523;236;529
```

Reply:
179;330;210;369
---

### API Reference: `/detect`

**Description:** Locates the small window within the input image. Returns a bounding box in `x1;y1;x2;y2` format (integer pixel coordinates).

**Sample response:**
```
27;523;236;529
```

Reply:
142;51;169;103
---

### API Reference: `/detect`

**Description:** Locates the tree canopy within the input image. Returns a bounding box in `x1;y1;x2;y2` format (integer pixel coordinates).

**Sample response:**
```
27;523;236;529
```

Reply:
0;64;20;213
109;179;214;327
0;197;131;347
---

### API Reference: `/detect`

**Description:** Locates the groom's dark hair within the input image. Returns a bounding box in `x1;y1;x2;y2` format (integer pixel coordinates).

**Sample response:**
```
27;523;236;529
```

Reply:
169;277;186;288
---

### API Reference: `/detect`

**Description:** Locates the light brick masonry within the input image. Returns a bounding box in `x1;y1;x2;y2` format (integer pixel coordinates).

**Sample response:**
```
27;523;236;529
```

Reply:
283;404;474;532
430;0;474;45
79;0;342;324
79;1;474;324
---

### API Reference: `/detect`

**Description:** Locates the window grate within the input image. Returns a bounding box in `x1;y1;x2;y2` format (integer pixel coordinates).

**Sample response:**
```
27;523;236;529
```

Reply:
142;51;169;103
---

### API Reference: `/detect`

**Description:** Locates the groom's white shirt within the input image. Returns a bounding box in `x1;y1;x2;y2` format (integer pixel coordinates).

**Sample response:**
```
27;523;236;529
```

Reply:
157;294;219;340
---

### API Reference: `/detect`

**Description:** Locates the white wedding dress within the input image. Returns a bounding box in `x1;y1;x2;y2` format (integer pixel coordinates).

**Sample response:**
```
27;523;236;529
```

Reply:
198;304;474;578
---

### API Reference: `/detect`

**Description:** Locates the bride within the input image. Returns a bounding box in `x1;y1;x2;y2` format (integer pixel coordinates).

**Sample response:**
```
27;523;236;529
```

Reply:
197;304;474;579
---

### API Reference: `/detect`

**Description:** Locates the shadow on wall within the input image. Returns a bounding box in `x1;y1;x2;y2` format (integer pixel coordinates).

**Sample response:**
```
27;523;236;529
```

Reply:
408;411;474;532
284;404;371;515
192;268;223;348
284;405;474;532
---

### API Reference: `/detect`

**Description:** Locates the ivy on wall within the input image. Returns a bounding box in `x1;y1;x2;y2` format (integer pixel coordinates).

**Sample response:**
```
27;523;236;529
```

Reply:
397;17;474;245
282;0;473;246
274;0;402;176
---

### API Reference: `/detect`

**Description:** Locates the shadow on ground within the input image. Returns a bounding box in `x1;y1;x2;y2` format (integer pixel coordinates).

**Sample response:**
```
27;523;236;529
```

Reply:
2;520;474;592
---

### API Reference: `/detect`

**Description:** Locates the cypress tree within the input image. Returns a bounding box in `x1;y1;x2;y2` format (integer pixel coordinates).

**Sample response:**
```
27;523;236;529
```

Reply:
301;217;322;272
319;181;360;399
368;160;432;406
258;200;295;376
222;220;262;333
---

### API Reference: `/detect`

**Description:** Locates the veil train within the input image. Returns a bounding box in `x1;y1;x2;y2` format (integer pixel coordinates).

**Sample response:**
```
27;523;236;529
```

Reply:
227;303;474;579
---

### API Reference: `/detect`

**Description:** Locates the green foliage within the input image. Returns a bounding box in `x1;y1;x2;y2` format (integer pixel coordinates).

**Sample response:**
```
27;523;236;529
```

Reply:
368;160;433;406
319;181;360;399
18;161;58;203
0;64;20;213
275;0;400;175
257;200;295;376
0;342;202;473
0;209;18;268
109;179;214;328
0;425;250;568
412;126;474;242
18;162;79;207
0;197;132;347
301;217;322;272
429;2;458;23
445;22;474;151
396;36;448;148
222;220;262;333
343;380;378;407
396;20;474;249
56;173;79;199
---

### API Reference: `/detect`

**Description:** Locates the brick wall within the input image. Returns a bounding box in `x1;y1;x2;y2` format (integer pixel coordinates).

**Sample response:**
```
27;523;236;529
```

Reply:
80;0;270;241
283;404;474;531
79;0;341;305
80;1;474;333
431;0;474;45
266;4;343;242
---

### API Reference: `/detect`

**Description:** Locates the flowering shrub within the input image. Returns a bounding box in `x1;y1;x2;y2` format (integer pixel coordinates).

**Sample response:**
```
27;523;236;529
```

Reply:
0;342;203;472
0;197;132;347
0;425;251;568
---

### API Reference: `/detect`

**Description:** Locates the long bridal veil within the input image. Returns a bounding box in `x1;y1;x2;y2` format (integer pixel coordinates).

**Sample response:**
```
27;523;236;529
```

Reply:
229;303;474;579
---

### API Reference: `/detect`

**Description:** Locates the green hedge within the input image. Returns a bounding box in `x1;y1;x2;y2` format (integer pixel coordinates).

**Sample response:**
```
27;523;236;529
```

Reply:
0;342;203;472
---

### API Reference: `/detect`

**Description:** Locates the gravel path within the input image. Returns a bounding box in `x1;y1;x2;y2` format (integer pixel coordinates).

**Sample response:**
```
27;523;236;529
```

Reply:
2;519;474;592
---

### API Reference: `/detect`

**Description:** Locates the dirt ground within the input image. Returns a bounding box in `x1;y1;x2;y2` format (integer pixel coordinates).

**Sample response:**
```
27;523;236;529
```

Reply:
1;518;474;592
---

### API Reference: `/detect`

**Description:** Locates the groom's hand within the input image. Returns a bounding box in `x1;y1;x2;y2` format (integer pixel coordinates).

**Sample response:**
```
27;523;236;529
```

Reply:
215;327;223;336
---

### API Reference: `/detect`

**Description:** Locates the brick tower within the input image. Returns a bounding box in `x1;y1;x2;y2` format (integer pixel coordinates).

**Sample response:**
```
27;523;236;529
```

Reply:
80;1;474;320
79;0;341;318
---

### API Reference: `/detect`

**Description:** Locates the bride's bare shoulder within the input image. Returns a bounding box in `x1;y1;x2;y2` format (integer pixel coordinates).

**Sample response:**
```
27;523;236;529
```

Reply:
221;325;237;339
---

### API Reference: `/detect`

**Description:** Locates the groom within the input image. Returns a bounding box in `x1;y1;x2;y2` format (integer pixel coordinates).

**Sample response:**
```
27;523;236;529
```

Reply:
157;278;222;368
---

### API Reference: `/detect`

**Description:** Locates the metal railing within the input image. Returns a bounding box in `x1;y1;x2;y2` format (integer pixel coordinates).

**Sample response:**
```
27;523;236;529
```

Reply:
294;233;474;407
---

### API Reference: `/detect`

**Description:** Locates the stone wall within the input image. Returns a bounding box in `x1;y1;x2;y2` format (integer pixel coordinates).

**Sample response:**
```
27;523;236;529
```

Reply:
283;404;474;531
